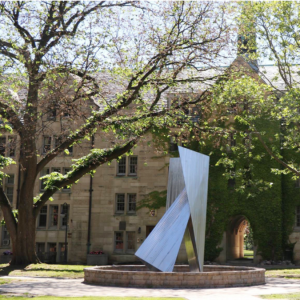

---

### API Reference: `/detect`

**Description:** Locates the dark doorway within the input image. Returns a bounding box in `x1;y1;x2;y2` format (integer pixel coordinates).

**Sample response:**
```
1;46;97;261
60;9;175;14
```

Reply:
146;225;155;237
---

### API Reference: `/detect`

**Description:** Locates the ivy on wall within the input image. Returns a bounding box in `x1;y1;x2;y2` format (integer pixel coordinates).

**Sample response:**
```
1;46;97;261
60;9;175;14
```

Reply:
147;116;300;262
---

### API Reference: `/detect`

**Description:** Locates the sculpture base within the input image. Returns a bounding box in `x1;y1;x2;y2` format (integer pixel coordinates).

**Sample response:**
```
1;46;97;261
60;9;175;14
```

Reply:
84;265;265;288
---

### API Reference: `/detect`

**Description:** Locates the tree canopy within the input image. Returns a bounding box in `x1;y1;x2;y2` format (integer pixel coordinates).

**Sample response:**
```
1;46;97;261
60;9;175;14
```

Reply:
0;1;235;264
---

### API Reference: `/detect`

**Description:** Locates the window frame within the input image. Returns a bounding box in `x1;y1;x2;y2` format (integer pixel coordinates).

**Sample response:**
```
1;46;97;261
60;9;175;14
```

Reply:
114;232;124;253
126;231;136;253
127;194;136;214
49;205;59;229
43;136;52;154
38;206;48;228
5;174;14;204
128;156;138;176
60;204;69;228
116;156;138;176
115;193;125;214
114;231;136;254
115;193;137;215
117;157;126;176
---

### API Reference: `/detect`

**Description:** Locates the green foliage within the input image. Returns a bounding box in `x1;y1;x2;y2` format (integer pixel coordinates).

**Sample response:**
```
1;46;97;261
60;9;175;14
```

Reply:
244;225;254;250
0;156;15;185
136;190;167;210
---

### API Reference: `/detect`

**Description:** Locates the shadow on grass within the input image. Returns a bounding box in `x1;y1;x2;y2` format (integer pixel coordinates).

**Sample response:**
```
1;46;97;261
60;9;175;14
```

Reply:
20;268;84;273
0;264;29;276
0;264;84;277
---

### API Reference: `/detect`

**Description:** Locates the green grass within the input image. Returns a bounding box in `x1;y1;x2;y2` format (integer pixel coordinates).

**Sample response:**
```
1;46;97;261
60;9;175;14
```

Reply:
244;249;254;258
0;263;88;278
0;278;13;285
0;297;185;300
260;292;300;299
265;268;300;279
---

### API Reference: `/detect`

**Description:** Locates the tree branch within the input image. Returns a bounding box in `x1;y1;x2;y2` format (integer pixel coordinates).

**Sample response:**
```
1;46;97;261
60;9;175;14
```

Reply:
0;187;17;238
34;135;143;214
0;101;24;133
255;132;300;176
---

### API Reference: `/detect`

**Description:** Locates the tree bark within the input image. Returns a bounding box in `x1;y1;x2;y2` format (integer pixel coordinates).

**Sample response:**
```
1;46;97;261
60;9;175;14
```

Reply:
10;216;40;265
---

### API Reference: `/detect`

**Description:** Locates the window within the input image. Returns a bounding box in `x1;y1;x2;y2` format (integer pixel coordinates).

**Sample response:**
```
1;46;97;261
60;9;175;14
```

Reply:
37;204;69;231
52;167;61;173
0;137;6;156
117;157;126;175
1;226;10;247
129;157;137;175
116;194;125;214
127;194;136;213
126;232;135;253
36;243;45;253
114;231;136;254
48;242;57;253
297;206;300;227
40;168;71;193
54;136;73;155
43;136;52;153
38;206;47;228
6;187;14;204
48;108;57;121
114;232;124;252
5;174;14;204
115;193;136;215
54;136;62;148
59;242;66;263
61;204;69;227
49;205;59;228
117;156;138;176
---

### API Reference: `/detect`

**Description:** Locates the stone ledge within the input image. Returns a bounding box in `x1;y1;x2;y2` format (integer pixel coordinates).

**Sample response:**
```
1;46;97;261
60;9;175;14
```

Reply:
84;265;266;288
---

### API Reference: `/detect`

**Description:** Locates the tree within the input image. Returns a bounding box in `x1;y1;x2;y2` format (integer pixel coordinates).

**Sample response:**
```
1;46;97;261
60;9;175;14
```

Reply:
0;1;234;264
213;1;300;183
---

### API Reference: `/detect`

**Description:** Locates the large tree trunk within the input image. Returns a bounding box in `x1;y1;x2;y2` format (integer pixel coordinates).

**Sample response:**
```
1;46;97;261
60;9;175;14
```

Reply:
10;200;40;265
10;219;40;265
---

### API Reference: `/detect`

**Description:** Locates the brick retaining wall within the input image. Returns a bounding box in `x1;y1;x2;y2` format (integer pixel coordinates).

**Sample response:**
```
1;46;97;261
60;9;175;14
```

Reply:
84;265;265;288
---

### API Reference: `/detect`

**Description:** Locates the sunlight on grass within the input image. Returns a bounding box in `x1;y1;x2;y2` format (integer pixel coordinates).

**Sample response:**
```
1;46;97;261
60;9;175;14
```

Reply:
0;263;90;278
266;269;300;279
260;292;300;299
0;297;185;300
244;249;254;258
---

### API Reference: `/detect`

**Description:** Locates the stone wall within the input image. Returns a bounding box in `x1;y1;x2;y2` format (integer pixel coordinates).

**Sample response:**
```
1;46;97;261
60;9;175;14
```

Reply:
84;265;265;288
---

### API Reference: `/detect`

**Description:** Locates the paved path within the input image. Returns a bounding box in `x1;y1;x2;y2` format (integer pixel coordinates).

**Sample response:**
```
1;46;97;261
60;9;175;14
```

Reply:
0;276;299;299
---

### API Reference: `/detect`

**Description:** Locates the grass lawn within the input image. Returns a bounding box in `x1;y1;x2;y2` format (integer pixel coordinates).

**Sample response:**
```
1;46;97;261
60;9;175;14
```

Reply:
0;297;185;300
265;268;300;279
244;249;254;258
0;263;87;278
260;292;300;299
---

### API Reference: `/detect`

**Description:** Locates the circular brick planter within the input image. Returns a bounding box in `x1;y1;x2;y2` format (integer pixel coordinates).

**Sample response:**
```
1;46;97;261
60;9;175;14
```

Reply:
84;265;265;288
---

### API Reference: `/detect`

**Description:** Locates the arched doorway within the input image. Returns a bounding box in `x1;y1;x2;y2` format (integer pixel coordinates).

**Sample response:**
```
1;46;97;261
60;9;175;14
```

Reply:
226;215;251;260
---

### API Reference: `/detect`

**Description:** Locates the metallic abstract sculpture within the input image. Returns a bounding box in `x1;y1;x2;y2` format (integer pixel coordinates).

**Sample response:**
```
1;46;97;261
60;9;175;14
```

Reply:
135;147;210;272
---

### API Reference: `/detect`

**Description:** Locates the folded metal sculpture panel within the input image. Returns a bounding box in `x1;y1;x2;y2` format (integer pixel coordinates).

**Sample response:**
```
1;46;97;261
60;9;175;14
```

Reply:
135;188;190;272
178;146;210;271
166;158;185;210
135;147;209;272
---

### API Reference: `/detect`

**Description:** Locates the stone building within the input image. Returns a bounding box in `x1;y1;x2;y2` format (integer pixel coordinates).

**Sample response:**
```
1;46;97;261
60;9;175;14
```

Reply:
1;57;300;265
